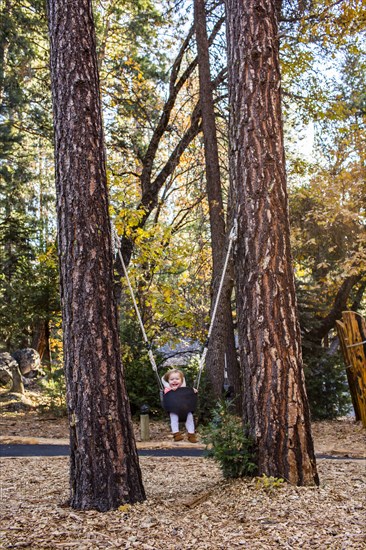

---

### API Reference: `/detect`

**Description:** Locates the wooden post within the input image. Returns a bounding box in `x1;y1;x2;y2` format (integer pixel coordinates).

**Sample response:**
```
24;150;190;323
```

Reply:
11;364;24;395
140;405;150;441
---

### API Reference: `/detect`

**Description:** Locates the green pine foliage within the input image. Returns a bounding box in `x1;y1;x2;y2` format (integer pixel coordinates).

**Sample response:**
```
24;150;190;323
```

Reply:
0;213;36;348
0;0;57;351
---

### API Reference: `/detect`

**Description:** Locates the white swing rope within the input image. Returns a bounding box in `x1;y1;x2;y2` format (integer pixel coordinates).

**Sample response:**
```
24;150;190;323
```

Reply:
346;340;366;348
112;226;164;391
112;219;238;394
194;219;237;391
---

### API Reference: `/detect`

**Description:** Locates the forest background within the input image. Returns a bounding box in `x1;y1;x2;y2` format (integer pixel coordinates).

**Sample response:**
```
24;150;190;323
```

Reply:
0;0;365;421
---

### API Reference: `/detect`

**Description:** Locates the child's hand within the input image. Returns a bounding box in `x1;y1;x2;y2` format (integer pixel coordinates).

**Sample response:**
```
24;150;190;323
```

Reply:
193;388;198;393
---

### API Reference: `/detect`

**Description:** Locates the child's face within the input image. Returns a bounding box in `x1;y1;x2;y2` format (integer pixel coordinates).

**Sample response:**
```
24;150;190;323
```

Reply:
168;372;182;390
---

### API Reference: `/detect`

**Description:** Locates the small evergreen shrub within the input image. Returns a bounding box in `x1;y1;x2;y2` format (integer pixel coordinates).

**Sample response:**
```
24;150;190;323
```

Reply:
202;400;257;479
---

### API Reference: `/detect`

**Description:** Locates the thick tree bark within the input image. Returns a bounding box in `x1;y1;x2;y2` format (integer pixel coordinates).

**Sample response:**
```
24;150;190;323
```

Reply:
225;0;319;485
194;0;241;405
47;0;145;510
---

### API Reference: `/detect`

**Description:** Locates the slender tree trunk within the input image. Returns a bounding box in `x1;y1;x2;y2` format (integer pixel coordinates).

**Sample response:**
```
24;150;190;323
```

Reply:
225;0;319;485
194;0;241;406
31;320;51;365
47;0;145;510
0;0;10;104
351;281;366;311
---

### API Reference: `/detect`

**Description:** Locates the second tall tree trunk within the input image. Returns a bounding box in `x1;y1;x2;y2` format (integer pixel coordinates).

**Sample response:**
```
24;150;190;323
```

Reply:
194;0;241;406
225;0;319;485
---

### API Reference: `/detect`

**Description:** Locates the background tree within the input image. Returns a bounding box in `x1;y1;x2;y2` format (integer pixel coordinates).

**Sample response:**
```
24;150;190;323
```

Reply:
1;0;365;423
287;38;366;418
194;0;240;404
225;0;319;484
47;0;145;510
0;0;58;354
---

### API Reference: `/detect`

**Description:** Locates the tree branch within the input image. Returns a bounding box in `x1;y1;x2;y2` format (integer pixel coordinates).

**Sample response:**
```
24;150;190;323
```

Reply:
307;274;364;343
140;16;225;196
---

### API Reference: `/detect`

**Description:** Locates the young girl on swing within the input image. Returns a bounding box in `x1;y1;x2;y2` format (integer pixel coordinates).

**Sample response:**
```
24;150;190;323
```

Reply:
162;368;198;443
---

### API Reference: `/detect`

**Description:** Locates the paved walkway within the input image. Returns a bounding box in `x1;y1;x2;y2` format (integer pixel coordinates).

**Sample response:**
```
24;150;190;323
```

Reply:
0;443;206;457
0;437;364;460
0;435;207;457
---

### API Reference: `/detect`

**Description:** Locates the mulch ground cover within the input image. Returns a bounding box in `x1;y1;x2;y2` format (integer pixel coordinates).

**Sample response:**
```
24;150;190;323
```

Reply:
0;409;365;549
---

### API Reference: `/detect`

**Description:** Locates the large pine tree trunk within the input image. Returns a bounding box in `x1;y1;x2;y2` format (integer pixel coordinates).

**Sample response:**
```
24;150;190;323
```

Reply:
225;0;319;485
47;0;145;510
194;0;241;405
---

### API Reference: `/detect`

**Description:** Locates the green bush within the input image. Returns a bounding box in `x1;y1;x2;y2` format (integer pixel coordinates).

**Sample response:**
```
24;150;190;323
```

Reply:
202;400;257;479
120;319;163;416
296;283;352;420
38;366;67;416
303;351;351;420
124;355;163;416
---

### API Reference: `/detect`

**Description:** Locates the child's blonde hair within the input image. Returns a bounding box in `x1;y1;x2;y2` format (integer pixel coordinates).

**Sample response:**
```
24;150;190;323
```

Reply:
163;368;184;383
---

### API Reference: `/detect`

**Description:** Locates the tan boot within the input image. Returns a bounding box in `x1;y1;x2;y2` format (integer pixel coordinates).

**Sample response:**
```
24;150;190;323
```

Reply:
173;431;184;442
187;433;197;443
